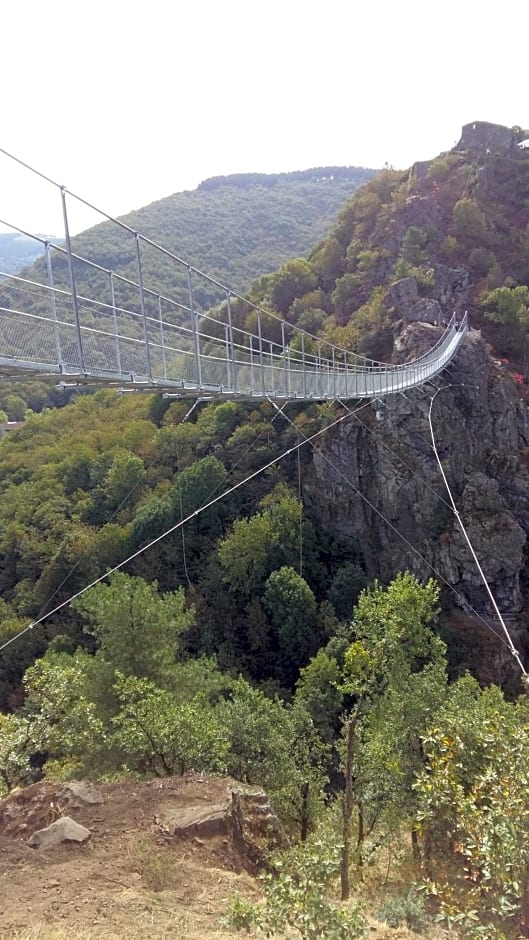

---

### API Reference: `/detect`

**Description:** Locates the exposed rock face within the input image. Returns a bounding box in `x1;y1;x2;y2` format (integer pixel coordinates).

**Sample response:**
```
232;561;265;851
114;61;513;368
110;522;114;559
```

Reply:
63;781;104;805
156;803;228;839
305;328;529;675
386;266;470;326
230;790;288;873
153;787;287;873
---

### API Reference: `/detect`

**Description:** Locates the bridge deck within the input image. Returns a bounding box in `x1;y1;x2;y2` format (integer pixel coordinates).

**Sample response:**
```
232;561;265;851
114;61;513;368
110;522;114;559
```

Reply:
0;299;467;400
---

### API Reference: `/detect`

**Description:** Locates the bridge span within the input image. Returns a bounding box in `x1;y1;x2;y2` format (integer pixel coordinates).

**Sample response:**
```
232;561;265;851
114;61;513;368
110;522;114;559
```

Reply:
0;149;467;400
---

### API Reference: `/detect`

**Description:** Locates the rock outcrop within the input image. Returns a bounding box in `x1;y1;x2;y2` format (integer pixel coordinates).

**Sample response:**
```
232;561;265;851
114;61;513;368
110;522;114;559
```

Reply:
305;327;529;679
455;121;518;156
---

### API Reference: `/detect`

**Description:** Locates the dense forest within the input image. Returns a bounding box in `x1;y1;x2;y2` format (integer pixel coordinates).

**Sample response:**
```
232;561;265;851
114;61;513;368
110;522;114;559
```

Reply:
2;165;376;327
3;124;529;937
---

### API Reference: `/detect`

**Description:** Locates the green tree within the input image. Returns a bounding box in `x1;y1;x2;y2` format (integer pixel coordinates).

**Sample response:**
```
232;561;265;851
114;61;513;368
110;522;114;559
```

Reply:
20;650;108;778
450;198;489;248
481;284;529;360
0;712;33;794
218;511;276;595
103;451;146;510
264;566;320;686
340;573;447;867
269;258;317;316
295;648;345;745
3;394;27;421
72;572;194;683
218;678;296;793
327;562;368;621
415;676;529;937
227;833;364;939
112;672;229;776
217;489;305;599
218;677;327;837
401;226;429;266
331;273;362;323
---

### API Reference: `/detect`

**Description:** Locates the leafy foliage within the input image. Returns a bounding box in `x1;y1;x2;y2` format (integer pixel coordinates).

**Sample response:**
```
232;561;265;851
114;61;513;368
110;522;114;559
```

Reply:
415;676;529;937
112;672;229;776
226;834;365;939
72;573;194;683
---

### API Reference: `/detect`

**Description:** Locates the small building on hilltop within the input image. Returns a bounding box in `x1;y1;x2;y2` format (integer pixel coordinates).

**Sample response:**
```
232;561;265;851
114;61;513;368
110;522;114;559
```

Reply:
455;121;518;156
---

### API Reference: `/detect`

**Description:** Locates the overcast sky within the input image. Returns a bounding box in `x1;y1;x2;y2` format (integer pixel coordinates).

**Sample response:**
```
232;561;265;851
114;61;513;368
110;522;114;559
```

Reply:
1;0;526;236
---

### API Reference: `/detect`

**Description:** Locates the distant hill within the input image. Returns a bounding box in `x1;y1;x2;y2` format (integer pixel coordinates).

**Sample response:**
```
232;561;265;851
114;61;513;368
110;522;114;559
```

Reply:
0;233;59;278
98;166;377;290
10;166;377;314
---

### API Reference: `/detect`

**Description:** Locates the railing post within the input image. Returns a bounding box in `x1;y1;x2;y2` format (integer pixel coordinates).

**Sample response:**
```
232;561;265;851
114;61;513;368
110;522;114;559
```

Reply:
269;341;275;395
60;186;85;372
225;324;231;388
135;234;153;381
301;332;308;398
250;337;255;391
226;290;236;391
332;346;337;399
158;294;167;380
108;271;122;374
257;311;266;396
187;265;202;388
318;340;322;399
45;242;63;366
345;352;349;398
282;321;288;397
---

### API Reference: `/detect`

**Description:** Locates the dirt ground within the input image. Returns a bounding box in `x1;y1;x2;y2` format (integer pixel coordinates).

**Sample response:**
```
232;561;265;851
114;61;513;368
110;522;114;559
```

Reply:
0;775;441;940
0;775;263;939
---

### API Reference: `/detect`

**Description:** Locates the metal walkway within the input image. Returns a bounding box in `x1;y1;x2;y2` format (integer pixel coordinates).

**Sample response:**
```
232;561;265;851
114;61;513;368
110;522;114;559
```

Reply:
0;149;468;400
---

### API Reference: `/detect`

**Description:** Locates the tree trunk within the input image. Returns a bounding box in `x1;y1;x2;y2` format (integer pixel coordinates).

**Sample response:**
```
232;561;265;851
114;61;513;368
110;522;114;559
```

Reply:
411;826;420;862
340;707;359;901
300;780;310;843
356;799;364;877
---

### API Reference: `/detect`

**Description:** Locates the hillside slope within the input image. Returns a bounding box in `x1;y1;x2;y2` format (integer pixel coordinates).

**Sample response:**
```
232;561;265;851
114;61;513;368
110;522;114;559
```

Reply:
251;121;529;365
0;775;435;940
11;166;376;307
0;233;55;277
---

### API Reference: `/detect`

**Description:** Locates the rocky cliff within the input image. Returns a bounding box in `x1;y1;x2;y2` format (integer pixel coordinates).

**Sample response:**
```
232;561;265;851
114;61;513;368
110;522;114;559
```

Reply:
305;325;529;682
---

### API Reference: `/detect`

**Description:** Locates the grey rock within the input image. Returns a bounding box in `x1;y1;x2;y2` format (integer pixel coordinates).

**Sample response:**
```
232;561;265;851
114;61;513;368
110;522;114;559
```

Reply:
455;121;517;156
305;327;529;679
28;816;91;849
157;803;229;838
62;781;104;805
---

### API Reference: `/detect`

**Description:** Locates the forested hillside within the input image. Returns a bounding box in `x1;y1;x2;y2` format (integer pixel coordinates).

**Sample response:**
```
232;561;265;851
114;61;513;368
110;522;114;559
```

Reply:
0;165;375;418
3;124;529;937
74;166;376;288
10;166;376;317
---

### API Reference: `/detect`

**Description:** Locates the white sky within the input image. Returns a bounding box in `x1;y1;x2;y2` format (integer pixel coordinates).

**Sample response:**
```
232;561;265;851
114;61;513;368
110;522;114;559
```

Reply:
1;0;527;236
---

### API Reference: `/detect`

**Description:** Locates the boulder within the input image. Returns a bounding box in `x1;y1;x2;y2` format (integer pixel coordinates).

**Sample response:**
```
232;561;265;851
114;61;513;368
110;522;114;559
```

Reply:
156;803;228;838
62;781;104;805
28;815;91;849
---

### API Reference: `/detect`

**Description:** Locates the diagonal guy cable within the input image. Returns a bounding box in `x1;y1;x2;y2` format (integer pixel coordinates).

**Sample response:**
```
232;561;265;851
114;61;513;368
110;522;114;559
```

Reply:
428;385;528;680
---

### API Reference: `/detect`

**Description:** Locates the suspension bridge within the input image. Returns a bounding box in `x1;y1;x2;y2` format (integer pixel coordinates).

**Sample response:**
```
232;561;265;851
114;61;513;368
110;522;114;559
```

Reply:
0;149;468;400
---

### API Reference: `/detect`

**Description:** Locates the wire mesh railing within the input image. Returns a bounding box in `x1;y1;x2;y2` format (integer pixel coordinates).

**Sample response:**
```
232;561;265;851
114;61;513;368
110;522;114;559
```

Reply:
0;148;468;399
